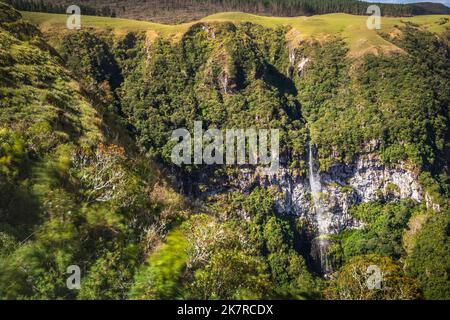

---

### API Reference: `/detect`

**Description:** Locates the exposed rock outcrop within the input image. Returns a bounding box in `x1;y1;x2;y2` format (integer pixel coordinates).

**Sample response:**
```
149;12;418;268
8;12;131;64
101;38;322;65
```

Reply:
232;153;424;234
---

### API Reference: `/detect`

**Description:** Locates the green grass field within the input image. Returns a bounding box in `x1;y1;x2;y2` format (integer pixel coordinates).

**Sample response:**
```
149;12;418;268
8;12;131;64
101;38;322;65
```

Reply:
21;11;450;56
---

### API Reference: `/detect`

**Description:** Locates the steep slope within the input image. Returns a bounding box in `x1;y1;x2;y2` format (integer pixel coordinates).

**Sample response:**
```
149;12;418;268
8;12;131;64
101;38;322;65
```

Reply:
110;17;449;297
0;4;320;300
0;3;185;299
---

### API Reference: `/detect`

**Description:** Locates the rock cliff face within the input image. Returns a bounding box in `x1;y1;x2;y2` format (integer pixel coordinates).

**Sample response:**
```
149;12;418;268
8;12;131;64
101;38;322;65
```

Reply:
233;153;424;235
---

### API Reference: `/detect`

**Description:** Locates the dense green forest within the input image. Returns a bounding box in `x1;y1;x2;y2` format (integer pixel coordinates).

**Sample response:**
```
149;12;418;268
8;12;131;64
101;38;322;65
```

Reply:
0;2;449;300
6;0;450;24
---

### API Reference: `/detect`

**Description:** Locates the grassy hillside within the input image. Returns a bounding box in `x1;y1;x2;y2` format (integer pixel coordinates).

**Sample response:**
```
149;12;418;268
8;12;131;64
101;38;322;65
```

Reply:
0;3;186;299
21;11;450;56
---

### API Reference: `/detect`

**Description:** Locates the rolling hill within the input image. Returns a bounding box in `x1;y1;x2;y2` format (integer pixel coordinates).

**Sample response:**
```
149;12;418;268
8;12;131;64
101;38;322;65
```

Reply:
21;10;450;56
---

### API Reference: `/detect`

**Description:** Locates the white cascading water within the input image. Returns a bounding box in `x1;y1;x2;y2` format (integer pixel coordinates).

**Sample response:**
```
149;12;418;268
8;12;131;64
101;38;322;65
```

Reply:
308;141;331;274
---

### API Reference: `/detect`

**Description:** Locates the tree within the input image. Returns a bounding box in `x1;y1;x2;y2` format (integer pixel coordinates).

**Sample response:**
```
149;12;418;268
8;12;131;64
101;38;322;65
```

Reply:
191;247;270;299
406;213;450;300
326;254;421;300
129;229;188;300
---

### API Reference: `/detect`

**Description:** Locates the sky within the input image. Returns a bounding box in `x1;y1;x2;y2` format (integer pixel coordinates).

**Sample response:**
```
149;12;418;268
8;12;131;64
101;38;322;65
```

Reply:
365;0;450;6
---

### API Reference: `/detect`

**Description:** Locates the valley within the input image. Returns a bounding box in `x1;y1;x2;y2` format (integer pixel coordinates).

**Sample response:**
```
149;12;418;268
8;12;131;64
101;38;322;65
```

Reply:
0;2;449;300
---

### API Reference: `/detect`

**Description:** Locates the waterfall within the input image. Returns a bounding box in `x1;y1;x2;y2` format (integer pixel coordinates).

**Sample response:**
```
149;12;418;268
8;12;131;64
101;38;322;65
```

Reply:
308;141;331;274
308;141;328;234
